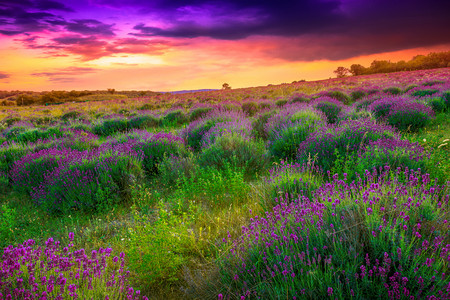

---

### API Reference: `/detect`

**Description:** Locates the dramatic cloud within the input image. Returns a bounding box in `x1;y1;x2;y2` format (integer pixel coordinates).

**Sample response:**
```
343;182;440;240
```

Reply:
32;66;99;77
0;72;10;80
35;0;74;12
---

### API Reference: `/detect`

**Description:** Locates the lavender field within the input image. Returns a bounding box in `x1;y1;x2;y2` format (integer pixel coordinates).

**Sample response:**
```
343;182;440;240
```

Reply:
1;69;450;299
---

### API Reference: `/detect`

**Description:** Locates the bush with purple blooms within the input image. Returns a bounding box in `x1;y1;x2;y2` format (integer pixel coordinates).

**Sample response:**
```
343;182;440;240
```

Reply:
266;160;322;203
312;97;345;124
387;101;435;132
267;108;325;161
201;119;252;148
198;133;269;180
297;118;398;172
181;109;247;151
0;233;148;300
216;168;450;299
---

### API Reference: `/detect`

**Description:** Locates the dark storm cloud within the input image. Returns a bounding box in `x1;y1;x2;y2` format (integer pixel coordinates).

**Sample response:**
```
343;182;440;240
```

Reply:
0;72;10;80
127;0;450;60
65;19;115;36
35;0;74;12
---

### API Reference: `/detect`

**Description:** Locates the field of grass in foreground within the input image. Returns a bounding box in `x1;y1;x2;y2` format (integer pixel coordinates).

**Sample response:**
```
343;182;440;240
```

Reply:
0;69;449;299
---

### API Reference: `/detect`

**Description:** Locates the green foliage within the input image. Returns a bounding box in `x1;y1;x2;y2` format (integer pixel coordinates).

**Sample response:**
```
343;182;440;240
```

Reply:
268;115;322;161
0;143;30;175
268;171;321;202
93;118;129;136
185;119;217;152
127;202;197;288
174;164;250;207
162;109;188;126
442;91;450;109
189;107;213;122
138;137;187;176
350;90;367;101
129;115;159;129
326;90;351;104
14;127;66;143
411;89;439;98
355;98;375;112
387;110;431;132
43;153;143;215
428;97;447;113
315;101;342;124
157;153;197;186
251;110;276;140
198;133;269;180
383;87;402;95
61;111;82;122
275;99;288;107
0;203;17;246
241;102;258;116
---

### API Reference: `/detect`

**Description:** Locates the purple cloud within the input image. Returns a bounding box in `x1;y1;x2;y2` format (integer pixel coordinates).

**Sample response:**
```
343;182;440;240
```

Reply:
0;72;10;80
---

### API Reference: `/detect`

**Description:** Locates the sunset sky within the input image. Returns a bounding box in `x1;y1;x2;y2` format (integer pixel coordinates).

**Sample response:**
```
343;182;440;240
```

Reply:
0;0;449;92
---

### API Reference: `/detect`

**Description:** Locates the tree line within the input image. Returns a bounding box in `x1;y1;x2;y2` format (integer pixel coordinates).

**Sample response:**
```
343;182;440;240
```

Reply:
334;51;450;78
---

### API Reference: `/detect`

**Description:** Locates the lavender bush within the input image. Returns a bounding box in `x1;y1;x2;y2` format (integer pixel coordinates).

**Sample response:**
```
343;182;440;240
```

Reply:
387;101;435;132
297;119;398;172
0;233;148;299
217;168;450;299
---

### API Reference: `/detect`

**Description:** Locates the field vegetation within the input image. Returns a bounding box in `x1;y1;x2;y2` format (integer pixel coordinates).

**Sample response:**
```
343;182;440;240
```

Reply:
0;68;449;299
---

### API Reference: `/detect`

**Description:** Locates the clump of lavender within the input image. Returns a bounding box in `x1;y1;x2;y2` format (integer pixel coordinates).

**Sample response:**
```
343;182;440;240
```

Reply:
367;96;409;120
386;101;435;132
202;119;252;148
0;233;148;299
297;118;398;172
311;97;346;124
180;108;247;152
216;167;450;299
265;160;322;202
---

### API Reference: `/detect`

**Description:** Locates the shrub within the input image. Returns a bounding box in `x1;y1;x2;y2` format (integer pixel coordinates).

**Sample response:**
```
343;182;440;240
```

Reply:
201;119;252;148
135;132;186;176
241;101;258;116
216;169;449;299
0;234;148;299
129;115;159;129
251;110;276;140
297;119;398;172
266;161;322;202
268;109;324;161
314;98;344;124
61;111;82;122
181;109;246;152
289;93;309;104
411;89;439;98
189;107;213;121
198;133;269;180
337;108;374;122
2;122;34;140
157;153;197;186
14;127;66;144
428;97;447;113
326;90;351;104
442;91;450;109
367;96;410;120
93;118;129;136
387;101;435;132
383;86;402;95
332;138;428;182
37;150;143;214
0;143;31;176
354;97;377;112
162;109;188;126
275;99;288;107
350;90;367;101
